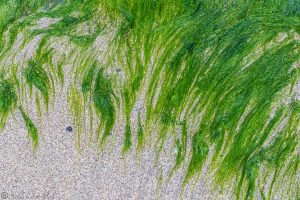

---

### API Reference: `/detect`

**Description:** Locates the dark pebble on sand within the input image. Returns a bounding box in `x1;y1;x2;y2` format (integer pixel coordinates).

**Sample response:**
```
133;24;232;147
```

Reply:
66;126;73;132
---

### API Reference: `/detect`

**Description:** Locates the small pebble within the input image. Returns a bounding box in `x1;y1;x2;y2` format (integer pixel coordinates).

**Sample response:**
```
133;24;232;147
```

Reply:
66;126;73;132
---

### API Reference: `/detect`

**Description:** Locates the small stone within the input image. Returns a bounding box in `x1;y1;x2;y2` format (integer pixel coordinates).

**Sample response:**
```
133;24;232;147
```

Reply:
66;126;73;132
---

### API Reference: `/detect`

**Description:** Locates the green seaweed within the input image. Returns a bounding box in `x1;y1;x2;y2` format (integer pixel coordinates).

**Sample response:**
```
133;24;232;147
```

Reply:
93;68;116;148
18;106;38;149
122;122;132;155
24;60;51;109
0;79;17;130
183;132;209;187
81;62;98;96
0;1;299;199
137;112;144;152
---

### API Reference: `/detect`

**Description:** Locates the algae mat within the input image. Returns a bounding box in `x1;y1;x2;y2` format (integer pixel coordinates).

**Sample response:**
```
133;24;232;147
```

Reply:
0;1;300;199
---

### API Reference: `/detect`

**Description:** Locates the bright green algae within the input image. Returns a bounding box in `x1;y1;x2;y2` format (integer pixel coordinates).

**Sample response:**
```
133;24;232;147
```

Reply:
0;0;300;199
93;67;116;149
19;106;39;149
0;78;17;130
24;60;51;109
